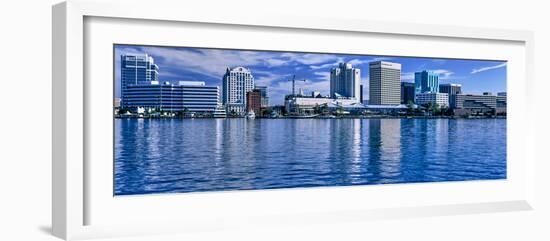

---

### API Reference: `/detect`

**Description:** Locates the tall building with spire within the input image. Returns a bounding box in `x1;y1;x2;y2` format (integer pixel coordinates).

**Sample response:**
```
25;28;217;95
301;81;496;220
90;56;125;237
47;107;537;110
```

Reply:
222;66;255;115
330;63;361;102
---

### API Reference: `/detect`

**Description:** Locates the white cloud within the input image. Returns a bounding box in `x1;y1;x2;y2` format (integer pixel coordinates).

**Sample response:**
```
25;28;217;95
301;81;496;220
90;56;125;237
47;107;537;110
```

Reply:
135;47;281;80
401;72;415;81
347;59;366;66
265;58;288;67
313;71;331;81
310;62;338;70
253;70;289;86
431;69;454;79
471;63;507;74
281;53;340;65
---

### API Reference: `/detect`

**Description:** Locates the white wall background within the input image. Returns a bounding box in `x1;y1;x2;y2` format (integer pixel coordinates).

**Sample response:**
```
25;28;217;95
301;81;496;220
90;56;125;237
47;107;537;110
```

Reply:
0;0;548;240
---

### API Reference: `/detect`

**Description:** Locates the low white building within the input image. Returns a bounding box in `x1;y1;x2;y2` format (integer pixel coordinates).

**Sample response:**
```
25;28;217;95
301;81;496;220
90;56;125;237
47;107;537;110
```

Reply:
284;96;360;114
415;92;449;107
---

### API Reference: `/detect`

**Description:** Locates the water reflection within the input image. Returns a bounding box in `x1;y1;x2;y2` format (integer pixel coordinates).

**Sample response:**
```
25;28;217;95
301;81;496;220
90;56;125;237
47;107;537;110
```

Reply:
115;118;507;195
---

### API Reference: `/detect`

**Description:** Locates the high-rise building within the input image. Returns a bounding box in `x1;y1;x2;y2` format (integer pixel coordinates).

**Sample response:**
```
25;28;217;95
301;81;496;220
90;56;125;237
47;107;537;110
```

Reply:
222;67;255;115
120;54;159;109
246;89;262;115
415;70;439;94
369;61;401;105
439;83;462;108
255;85;269;107
401;82;415;104
439;83;462;95
330;63;361;102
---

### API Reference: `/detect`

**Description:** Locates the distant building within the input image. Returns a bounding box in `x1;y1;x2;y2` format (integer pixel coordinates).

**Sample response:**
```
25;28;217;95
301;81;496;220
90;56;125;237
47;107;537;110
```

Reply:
359;84;364;103
401;82;415;104
122;81;220;114
330;63;361;102
369;61;401;105
120;54;159;109
311;91;321;98
415;70;439;94
222;67;255;115
255;86;269;107
246;90;262;115
497;92;507;97
415;92;449;108
454;93;498;114
284;95;361;115
439;83;462;108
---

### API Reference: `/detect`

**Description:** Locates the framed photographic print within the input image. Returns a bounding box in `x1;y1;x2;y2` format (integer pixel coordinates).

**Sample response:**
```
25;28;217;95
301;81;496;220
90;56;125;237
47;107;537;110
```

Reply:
113;44;508;196
52;0;536;240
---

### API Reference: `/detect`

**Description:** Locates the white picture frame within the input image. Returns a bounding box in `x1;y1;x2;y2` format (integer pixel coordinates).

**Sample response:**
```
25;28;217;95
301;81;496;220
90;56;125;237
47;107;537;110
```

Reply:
52;0;536;240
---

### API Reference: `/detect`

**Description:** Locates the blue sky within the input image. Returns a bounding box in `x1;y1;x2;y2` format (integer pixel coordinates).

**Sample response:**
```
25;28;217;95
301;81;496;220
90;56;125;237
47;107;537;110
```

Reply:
114;44;506;105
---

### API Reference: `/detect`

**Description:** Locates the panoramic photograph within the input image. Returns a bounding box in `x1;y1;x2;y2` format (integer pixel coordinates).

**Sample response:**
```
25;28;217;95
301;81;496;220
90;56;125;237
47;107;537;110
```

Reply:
113;44;507;196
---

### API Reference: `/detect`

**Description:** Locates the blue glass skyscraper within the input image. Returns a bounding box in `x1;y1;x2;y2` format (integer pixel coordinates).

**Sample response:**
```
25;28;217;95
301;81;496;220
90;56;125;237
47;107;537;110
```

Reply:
414;70;439;94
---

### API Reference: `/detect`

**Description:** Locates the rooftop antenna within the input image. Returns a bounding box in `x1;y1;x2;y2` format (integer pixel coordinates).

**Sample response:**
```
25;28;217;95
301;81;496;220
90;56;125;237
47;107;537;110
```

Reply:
288;75;306;96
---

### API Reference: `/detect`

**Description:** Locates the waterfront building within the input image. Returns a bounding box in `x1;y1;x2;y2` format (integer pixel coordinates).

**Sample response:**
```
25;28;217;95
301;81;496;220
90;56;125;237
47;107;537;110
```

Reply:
122;81;220;114
369;61;401;105
330;63;361;102
284;95;363;115
255;85;269;107
401;82;415;104
496;95;507;114
120;54;159;109
439;83;462;107
453;93;498;114
415;70;439;94
415;92;449;108
285;96;333;114
222;67;255;115
246;89;262;115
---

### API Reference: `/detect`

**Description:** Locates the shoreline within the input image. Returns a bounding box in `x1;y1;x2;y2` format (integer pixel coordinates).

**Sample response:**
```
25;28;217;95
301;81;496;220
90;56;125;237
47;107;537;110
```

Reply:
114;115;506;120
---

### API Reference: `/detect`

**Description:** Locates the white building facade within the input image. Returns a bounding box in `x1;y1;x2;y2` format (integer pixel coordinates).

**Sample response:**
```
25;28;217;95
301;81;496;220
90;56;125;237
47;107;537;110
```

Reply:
330;63;361;102
222;66;255;115
369;61;402;105
415;92;449;108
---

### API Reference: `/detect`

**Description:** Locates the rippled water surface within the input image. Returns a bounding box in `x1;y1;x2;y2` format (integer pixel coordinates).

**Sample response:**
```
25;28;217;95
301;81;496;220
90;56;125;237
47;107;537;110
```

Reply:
114;118;506;195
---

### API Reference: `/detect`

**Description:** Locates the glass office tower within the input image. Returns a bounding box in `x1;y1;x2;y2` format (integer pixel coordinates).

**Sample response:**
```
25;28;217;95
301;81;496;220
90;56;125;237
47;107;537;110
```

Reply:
120;54;159;109
414;70;439;94
330;62;361;102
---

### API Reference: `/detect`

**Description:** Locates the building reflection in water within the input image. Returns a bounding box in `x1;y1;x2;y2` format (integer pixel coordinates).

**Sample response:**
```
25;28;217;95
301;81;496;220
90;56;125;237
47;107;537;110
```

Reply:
369;119;402;182
114;117;506;195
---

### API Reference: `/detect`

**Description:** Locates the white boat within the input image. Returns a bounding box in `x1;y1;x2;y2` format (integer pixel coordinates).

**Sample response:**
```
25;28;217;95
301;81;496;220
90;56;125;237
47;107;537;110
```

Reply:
246;111;256;119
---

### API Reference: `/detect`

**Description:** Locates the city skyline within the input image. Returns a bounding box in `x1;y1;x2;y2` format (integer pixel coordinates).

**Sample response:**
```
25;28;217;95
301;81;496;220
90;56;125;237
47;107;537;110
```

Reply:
114;44;507;105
